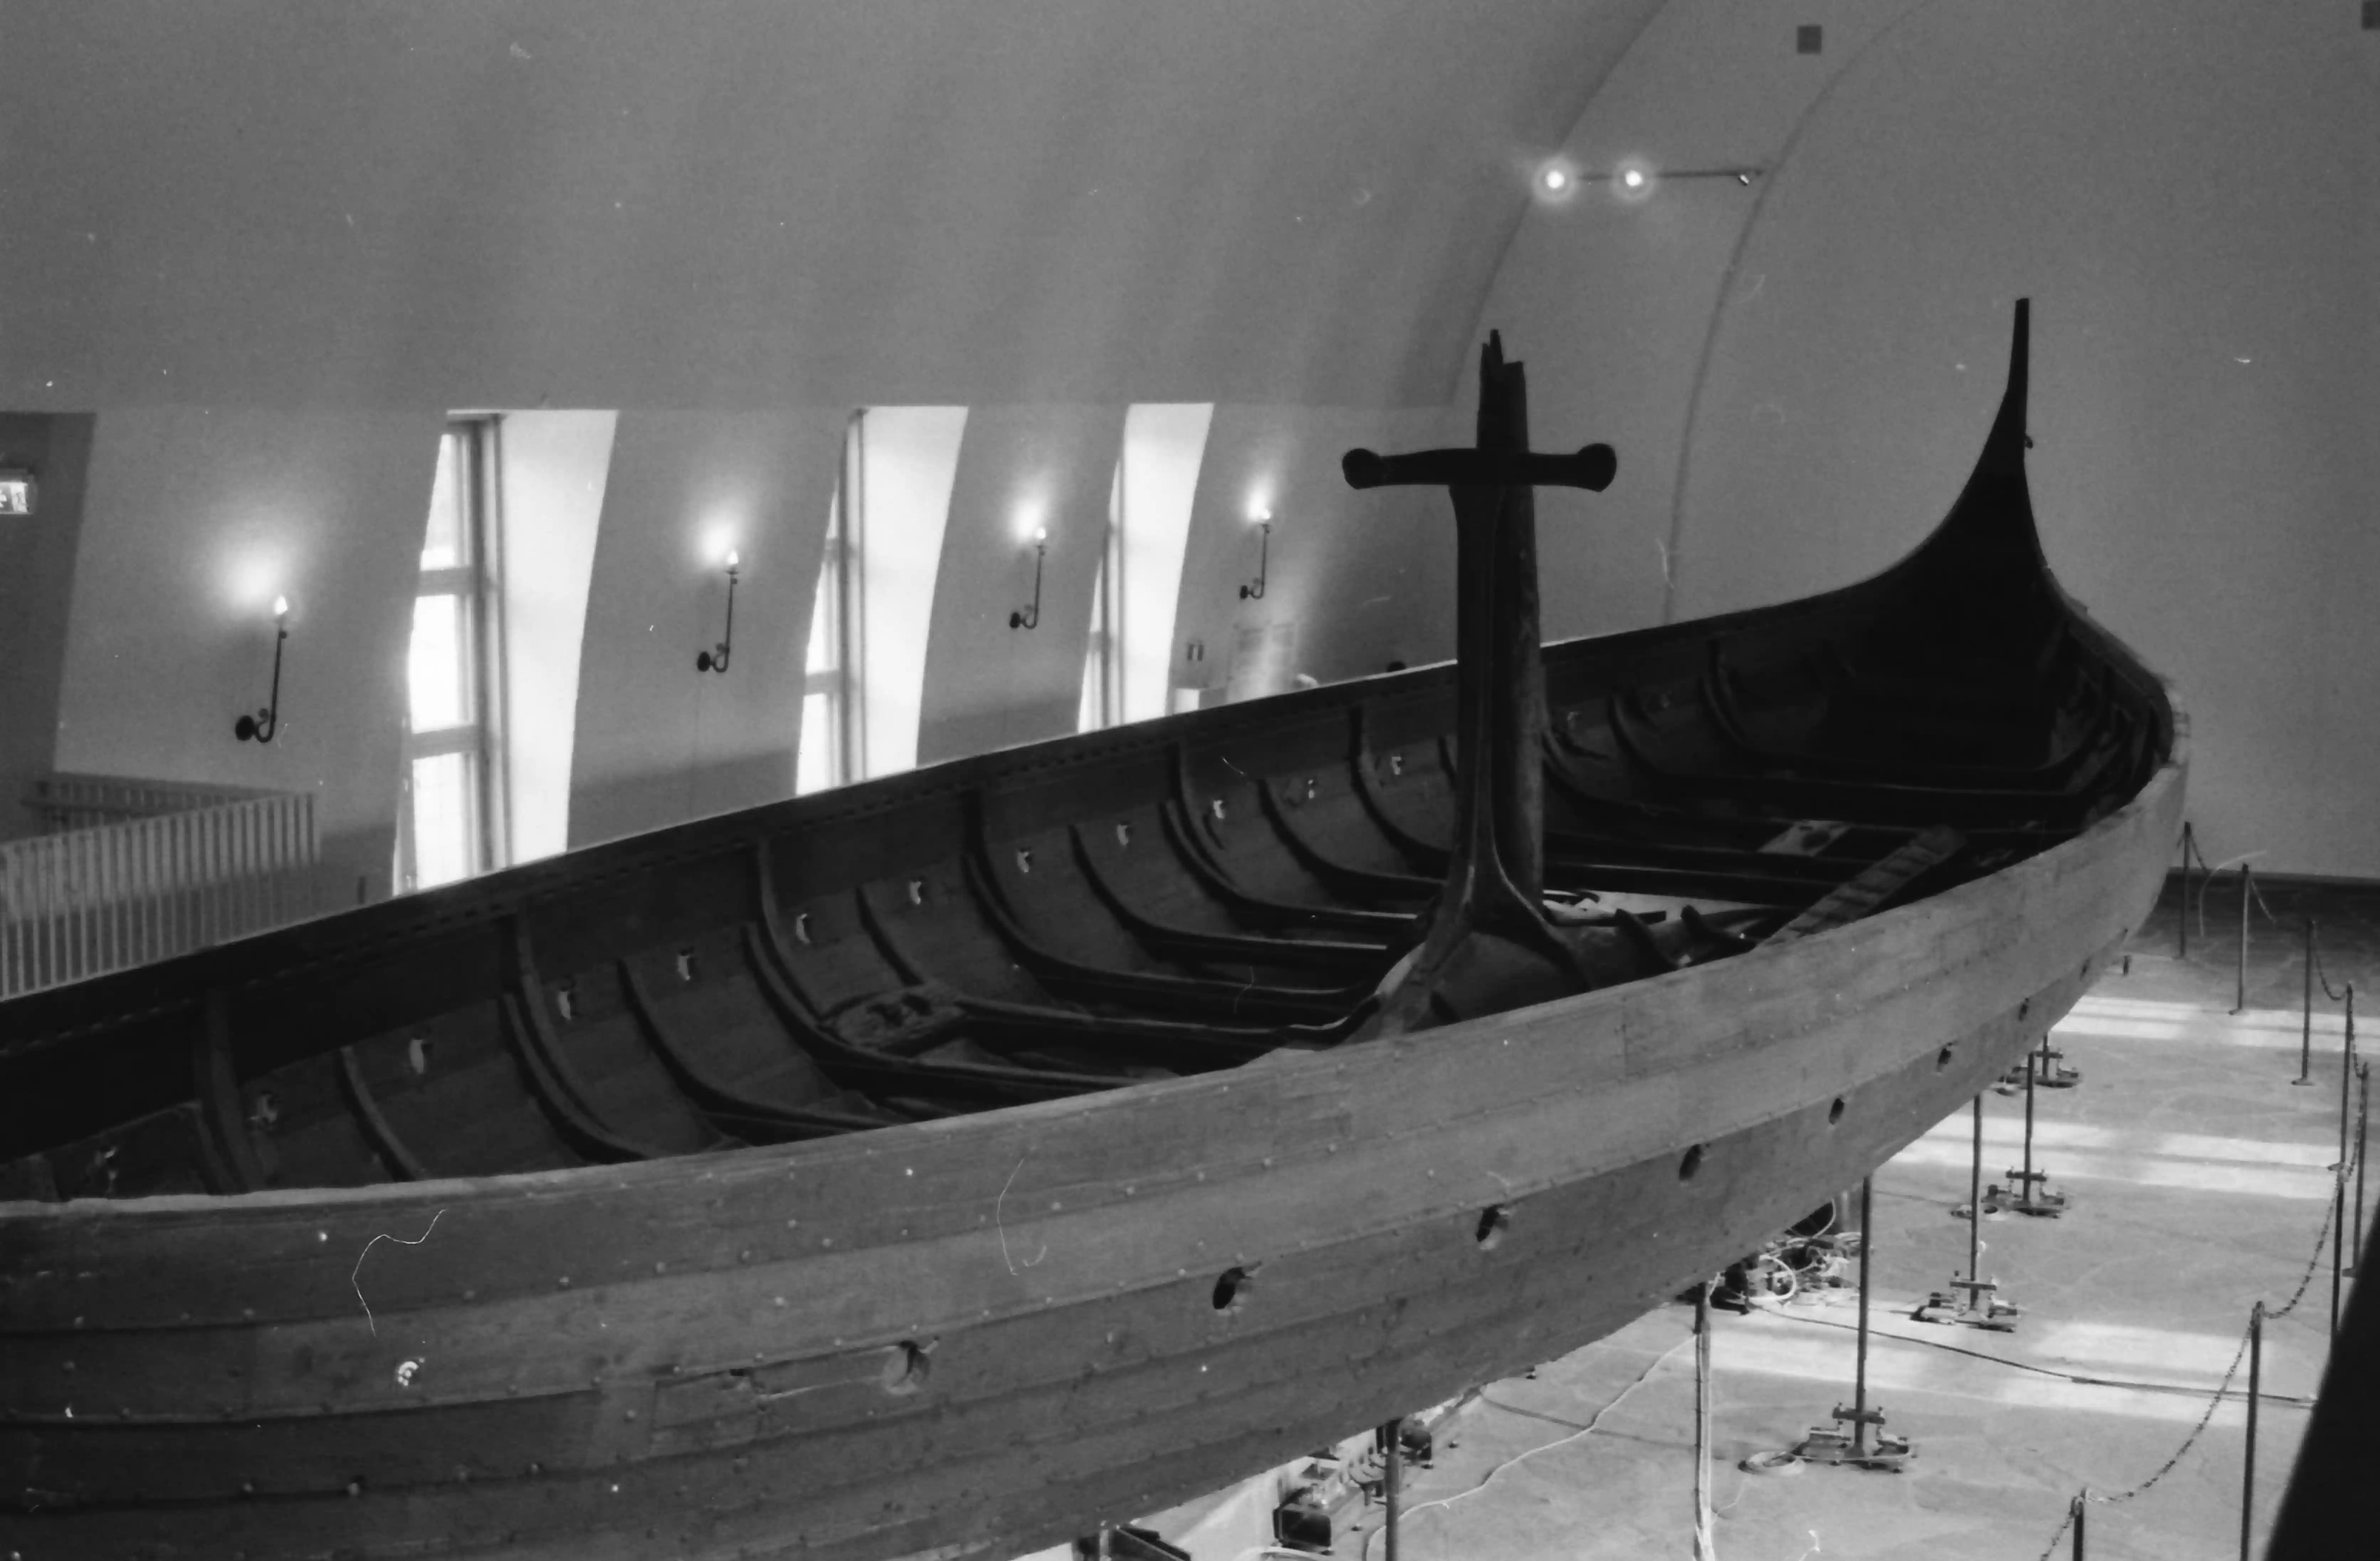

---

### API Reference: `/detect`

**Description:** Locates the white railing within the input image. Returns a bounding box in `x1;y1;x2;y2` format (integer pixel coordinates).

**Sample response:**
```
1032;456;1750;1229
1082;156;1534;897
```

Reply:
1;774;319;1000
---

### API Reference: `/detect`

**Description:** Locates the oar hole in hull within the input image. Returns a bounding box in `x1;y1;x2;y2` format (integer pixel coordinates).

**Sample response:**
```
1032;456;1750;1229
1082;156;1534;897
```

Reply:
1828;1097;1846;1126
1212;1266;1252;1313
1475;1204;1512;1250
1936;1043;1955;1071
1678;1144;1706;1181
882;1341;932;1396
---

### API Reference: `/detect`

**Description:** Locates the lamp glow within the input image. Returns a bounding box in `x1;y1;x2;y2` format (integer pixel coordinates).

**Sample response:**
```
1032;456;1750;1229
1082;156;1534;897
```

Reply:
1621;168;1645;190
725;549;740;572
1541;168;1570;193
1034;526;1048;544
272;595;289;620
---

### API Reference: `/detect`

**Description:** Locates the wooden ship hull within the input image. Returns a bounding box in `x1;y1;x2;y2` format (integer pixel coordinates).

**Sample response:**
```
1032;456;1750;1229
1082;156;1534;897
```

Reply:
0;304;2182;1560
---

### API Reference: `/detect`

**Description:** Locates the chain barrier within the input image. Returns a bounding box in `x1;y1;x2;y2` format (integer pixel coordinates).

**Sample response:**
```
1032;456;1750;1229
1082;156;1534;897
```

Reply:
2029;1321;2254;1561
2310;936;2349;1005
2028;1147;2352;1558
2182;828;2355;1002
2268;1156;2346;1321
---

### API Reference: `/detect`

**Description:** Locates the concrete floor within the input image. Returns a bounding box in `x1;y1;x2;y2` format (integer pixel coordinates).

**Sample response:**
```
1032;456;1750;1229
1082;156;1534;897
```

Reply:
1241;876;2374;1561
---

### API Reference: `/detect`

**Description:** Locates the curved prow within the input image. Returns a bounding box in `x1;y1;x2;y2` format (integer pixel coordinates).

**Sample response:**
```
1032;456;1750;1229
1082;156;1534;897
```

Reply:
1880;299;2057;656
1978;295;2029;480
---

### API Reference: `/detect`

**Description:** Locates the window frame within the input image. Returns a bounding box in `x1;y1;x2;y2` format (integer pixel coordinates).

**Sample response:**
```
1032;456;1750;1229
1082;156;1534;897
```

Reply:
396;416;508;891
799;412;866;793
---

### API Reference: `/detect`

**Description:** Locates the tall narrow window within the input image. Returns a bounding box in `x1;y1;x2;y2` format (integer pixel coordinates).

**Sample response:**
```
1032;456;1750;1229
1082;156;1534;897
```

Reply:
1079;404;1212;730
1078;466;1125;731
798;415;864;795
396;420;505;891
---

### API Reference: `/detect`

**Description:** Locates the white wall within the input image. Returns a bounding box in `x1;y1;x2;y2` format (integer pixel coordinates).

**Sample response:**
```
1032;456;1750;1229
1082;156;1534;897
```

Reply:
916;406;1128;765
0;0;1662;413
1473;0;2380;876
567;410;843;847
53;407;443;904
496;410;615;862
1172;404;1462;703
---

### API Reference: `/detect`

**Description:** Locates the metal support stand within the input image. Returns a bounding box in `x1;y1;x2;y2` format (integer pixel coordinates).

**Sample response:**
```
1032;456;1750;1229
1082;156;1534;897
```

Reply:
1794;1178;1913;1469
2242;1303;2261;1561
1380;1418;1400;1561
1693;1282;1715;1556
1921;1097;2020;1329
2035;1031;2081;1089
1988;1052;2067;1216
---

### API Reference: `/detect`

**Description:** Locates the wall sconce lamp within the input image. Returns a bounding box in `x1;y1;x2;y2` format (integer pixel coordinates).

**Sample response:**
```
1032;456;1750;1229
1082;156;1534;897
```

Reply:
695;550;740;672
233;595;290;743
1009;527;1047;630
1239;509;1272;600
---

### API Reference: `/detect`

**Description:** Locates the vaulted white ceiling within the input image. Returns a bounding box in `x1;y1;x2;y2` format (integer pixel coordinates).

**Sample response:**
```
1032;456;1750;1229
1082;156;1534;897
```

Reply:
1;0;1666;410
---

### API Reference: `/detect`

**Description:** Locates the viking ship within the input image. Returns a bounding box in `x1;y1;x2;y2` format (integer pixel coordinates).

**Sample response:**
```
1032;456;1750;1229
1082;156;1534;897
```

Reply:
0;301;2181;1560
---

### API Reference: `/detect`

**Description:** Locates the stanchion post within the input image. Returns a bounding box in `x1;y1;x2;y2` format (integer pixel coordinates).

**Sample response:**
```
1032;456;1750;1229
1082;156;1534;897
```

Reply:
2355;1060;2369;1275
2340;988;2358;1182
2073;1488;2087;1560
2177;823;2192;961
2233;864;2250;1016
2298;915;2316;1085
2242;1303;2261;1561
2332;1166;2346;1343
1381;1417;1400;1561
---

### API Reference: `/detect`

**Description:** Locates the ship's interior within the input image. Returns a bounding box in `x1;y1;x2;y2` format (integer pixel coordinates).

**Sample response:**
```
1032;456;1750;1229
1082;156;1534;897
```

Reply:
1;3;2374;1556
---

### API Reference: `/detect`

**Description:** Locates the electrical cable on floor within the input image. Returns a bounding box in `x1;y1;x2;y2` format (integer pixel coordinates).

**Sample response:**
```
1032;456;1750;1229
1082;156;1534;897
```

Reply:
1353;1335;1697;1561
1754;1300;2313;1408
1762;1146;2344;1401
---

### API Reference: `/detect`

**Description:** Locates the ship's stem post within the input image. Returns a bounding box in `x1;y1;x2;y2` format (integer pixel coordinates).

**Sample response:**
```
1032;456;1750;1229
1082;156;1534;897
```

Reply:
1851;1177;1874;1455
2072;1489;2088;1559
2242;1302;2262;1561
1381;1419;1400;1561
